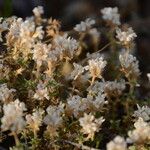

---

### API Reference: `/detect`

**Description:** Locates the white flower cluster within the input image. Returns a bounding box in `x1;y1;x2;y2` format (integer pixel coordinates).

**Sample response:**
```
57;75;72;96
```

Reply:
119;53;140;77
74;18;95;32
32;43;50;67
33;82;49;100
107;136;127;150
104;80;126;96
33;6;44;17
128;117;150;143
67;95;88;117
54;34;79;59
86;57;107;80
147;73;150;82
44;103;64;128
1;99;26;132
26;108;44;132
133;104;150;122
101;7;120;25
70;63;86;80
0;84;16;103
79;113;105;140
116;27;137;45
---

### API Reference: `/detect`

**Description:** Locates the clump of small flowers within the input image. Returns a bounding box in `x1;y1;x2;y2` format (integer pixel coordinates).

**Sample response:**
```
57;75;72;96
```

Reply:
0;5;149;150
79;113;105;140
106;136;127;150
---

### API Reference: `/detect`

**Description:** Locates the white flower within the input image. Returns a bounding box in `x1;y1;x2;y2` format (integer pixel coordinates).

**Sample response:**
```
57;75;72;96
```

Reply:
0;84;16;103
128;117;150;143
74;18;95;32
1;99;26;132
147;73;150;81
119;53;140;77
86;57;107;80
133;104;150;122
70;63;86;80
26;108;44;132
44;103;64;127
89;28;100;39
67;95;88;117
33;6;44;17
101;7;120;25
54;34;78;59
32;43;50;67
104;80;126;96
116;27;137;45
33;82;49;100
107;136;127;150
79;113;105;140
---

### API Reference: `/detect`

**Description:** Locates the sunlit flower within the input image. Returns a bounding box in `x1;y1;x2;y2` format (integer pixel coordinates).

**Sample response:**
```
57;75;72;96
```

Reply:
79;113;105;140
128;117;150;144
26;108;44;133
116;27;137;45
33;6;44;17
1;99;27;132
74;18;95;32
133;104;150;122
107;136;127;150
101;7;120;25
86;57;107;84
33;82;49;100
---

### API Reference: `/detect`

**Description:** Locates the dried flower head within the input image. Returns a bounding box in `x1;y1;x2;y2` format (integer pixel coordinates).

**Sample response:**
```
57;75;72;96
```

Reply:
74;18;95;32
107;136;127;150
1;99;26;132
86;57;107;84
133;104;150;122
33;6;44;17
0;84;16;103
116;27;137;45
79;113;105;140
26;108;44;133
128;117;150;144
54;34;78;60
101;7;120;25
33;82;49;100
119;53;140;81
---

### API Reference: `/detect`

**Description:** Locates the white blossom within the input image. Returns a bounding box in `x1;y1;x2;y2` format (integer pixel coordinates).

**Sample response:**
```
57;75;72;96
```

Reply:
107;136;127;150
70;63;86;80
74;18;95;32
1;99;26;132
128;117;150;143
147;73;150;81
44;103;64;127
119;53;140;77
133;104;150;122
67;95;88;117
54;34;78;59
26;108;44;132
101;7;120;25
104;80;126;96
0;84;16;103
79;113;105;140
33;82;49;100
86;57;107;79
33;6;44;17
32;43;50;67
116;27;137;45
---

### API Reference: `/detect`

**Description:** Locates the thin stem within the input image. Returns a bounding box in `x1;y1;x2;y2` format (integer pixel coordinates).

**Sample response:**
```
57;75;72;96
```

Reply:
12;132;20;146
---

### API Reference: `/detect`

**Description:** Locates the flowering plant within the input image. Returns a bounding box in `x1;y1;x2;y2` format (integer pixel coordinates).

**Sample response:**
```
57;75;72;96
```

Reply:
0;6;149;150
